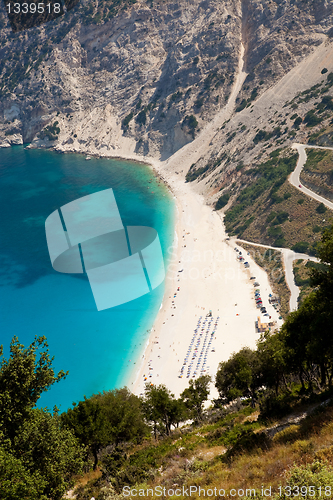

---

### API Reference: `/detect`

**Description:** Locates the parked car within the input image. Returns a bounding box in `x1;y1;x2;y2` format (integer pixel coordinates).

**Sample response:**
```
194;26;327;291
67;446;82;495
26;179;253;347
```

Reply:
253;282;260;287
250;277;256;280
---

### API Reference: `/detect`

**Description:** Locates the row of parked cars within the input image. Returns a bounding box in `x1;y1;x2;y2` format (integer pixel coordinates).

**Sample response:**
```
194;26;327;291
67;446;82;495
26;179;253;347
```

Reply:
234;247;270;317
255;289;270;316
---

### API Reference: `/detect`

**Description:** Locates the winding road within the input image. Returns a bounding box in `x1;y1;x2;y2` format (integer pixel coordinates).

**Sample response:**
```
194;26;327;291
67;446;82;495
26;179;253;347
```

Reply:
234;142;333;312
291;143;333;210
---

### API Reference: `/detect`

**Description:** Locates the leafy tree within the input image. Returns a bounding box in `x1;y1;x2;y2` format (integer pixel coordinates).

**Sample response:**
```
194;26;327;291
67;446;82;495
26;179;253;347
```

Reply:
0;335;67;442
215;347;261;404
62;388;148;469
256;331;290;396
0;442;47;500
0;336;84;498
94;388;148;445
62;396;111;470
13;409;84;500
142;384;184;438
310;224;333;301
180;375;211;423
283;225;333;388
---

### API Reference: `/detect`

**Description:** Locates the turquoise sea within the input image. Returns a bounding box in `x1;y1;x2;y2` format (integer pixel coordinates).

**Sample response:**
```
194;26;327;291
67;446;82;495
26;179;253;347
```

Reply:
0;146;175;411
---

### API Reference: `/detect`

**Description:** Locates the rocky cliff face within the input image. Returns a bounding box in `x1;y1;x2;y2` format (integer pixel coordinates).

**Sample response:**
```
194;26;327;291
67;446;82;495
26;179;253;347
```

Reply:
0;0;333;162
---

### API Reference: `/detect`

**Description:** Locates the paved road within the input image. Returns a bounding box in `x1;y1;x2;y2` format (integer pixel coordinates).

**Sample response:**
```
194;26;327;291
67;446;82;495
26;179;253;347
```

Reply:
234;238;319;312
291;143;333;210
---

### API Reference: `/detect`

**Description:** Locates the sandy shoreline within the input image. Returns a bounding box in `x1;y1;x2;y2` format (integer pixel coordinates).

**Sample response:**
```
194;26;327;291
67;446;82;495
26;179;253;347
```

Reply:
123;161;283;401
27;141;283;401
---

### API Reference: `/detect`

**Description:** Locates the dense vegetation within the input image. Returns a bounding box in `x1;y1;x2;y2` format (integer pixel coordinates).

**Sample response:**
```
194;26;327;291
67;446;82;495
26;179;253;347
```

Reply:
0;337;85;499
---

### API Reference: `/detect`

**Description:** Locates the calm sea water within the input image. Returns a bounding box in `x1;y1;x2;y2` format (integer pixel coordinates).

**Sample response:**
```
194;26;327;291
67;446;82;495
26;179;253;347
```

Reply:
0;146;174;411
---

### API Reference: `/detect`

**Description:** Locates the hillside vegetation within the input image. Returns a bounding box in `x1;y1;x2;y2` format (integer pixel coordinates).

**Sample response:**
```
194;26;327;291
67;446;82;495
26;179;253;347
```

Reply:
216;148;331;254
300;149;333;202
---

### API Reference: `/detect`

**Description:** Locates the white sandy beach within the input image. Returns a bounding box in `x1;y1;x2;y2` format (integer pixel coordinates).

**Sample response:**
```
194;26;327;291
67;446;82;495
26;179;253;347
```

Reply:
128;167;283;401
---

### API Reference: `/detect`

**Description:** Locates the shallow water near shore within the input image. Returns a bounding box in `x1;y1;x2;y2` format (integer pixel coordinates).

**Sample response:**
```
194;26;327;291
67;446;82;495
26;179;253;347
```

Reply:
0;146;174;411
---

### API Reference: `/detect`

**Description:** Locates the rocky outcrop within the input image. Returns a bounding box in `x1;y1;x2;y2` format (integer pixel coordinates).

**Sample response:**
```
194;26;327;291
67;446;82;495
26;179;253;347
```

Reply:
1;0;333;164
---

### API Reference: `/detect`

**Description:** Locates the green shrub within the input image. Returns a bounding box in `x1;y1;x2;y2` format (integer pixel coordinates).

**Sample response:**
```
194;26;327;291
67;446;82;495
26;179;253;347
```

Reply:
253;129;269;143
224;153;297;228
236;99;247;113
183;115;198;138
136;110;146;125
185;163;208;182
271;192;284;204
268;226;282;237
194;97;204;108
291;242;309;253
38;121;60;141
170;91;182;102
122;112;134;130
298;198;305;204
274;461;333;500
267;212;277;223
215;193;230;210
275;211;289;224
272;424;300;443
226;131;236;143
304;110;320;127
316;203;327;214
